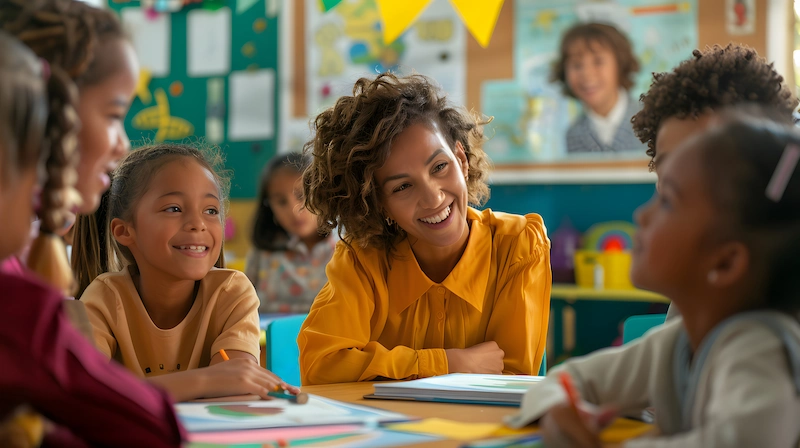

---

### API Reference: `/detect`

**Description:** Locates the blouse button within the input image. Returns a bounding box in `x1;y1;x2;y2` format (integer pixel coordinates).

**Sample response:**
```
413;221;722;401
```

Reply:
437;287;446;295
436;311;444;320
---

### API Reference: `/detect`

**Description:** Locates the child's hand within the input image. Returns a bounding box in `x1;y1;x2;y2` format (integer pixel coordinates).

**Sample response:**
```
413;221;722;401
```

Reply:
540;401;617;448
200;358;289;399
445;341;505;374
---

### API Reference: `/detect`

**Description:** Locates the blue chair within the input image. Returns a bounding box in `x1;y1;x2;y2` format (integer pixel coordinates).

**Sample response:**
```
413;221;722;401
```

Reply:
622;313;667;344
538;350;547;376
265;314;308;387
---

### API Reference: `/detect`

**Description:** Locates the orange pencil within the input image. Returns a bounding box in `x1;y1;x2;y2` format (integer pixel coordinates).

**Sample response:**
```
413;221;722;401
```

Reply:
559;371;580;413
219;349;230;361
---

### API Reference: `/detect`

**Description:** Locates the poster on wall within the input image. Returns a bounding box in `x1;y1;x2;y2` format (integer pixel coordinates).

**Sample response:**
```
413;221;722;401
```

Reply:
305;0;466;116
485;0;697;166
726;0;755;35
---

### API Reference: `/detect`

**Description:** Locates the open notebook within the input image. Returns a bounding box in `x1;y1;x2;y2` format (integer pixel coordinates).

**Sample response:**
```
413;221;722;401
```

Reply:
365;374;545;406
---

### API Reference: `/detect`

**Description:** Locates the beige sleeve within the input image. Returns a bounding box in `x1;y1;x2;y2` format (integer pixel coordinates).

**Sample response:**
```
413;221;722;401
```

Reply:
507;320;682;428
624;324;800;448
209;271;261;360
79;280;118;359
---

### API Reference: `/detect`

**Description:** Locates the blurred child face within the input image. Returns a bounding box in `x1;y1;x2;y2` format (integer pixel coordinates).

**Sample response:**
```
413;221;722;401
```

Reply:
653;113;716;183
267;168;318;242
0;168;37;261
112;158;223;282
565;39;620;116
376;123;470;254
631;140;720;298
76;39;138;213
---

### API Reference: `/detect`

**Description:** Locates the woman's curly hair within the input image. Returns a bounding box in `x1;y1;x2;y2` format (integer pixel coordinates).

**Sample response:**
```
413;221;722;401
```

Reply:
632;44;798;171
302;73;491;256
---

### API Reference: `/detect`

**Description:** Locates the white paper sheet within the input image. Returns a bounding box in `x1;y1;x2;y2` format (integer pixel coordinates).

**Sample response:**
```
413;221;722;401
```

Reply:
228;69;275;141
121;8;171;77
187;7;231;77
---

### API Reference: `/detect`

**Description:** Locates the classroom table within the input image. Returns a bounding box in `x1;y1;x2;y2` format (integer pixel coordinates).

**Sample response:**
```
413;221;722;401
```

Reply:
301;382;634;448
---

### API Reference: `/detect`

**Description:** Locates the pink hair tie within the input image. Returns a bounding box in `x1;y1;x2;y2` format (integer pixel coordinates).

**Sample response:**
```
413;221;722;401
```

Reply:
766;144;800;202
40;58;50;81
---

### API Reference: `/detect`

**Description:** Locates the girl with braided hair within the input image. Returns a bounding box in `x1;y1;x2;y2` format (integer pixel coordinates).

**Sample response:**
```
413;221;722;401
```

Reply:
0;0;138;295
0;30;183;448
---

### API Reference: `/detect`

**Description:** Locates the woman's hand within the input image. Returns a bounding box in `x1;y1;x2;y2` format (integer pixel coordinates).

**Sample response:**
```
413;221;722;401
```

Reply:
445;341;505;374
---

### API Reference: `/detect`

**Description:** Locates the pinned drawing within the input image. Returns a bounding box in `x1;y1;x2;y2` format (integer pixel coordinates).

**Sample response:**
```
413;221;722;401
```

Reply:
131;88;194;142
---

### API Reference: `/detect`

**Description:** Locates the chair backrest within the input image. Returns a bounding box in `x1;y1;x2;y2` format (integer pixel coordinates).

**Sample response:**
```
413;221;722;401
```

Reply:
622;314;667;344
265;314;308;387
538;350;547;376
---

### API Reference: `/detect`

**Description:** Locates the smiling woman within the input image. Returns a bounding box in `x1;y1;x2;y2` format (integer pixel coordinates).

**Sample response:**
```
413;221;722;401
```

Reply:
298;73;552;385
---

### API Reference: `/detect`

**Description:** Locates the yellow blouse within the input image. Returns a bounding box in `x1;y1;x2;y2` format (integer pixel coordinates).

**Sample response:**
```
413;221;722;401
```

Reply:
298;208;551;385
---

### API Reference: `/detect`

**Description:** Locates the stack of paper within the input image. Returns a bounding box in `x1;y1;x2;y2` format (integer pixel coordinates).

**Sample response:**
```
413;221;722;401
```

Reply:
367;374;544;406
177;395;406;432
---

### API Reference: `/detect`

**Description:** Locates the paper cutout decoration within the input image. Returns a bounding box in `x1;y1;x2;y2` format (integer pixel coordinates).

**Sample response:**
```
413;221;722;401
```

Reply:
449;0;504;48
169;80;184;97
131;88;194;142
328;0;503;48
253;17;268;33
320;0;344;12
134;68;153;104
237;0;259;14
376;0;432;45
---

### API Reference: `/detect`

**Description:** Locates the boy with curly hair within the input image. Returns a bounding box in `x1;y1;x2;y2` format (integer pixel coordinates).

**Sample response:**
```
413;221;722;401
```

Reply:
633;44;797;173
297;73;552;385
632;43;798;320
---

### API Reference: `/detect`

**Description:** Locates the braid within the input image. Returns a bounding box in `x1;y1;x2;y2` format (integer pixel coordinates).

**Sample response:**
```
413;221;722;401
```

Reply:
38;66;80;234
0;0;123;295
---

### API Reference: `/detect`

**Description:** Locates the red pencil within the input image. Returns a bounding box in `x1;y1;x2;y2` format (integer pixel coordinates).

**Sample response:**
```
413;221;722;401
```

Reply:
559;371;580;412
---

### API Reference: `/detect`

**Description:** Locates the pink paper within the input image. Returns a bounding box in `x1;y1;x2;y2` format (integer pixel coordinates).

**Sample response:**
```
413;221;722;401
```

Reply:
188;424;364;444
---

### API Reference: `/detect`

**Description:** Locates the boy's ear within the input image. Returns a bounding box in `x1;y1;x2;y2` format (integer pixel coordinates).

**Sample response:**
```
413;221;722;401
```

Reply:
709;241;750;288
110;218;135;247
454;141;469;180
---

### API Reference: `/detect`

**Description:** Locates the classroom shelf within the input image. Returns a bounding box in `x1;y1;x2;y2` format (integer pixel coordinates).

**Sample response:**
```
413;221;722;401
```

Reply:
551;284;669;303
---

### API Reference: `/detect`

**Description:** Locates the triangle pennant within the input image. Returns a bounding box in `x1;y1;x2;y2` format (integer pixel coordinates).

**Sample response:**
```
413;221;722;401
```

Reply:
449;0;504;48
319;0;344;12
376;0;433;45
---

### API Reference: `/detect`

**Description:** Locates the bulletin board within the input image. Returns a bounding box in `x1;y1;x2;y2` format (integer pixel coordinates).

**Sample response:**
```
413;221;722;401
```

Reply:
289;0;775;180
108;0;280;199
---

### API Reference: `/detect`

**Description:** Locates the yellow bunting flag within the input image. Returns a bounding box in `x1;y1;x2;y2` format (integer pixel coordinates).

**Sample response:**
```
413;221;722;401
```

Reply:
376;0;433;45
449;0;504;48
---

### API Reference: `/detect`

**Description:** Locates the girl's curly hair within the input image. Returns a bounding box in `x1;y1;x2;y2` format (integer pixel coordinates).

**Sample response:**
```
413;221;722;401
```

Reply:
632;44;798;171
302;73;491;256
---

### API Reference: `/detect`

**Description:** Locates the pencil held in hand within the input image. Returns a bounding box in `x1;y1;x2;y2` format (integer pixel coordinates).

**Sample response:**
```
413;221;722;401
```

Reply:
219;349;230;361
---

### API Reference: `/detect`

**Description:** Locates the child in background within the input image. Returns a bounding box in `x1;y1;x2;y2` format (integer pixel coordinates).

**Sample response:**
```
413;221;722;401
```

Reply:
73;143;298;402
245;153;337;314
632;44;798;320
1;0;139;295
552;23;645;154
0;31;183;447
510;109;800;447
298;74;551;385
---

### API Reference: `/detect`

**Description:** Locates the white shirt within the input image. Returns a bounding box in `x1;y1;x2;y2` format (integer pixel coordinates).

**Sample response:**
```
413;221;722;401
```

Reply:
586;88;629;146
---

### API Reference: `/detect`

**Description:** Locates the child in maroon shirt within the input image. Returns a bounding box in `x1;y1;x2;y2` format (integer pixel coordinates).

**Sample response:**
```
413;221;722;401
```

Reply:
0;27;183;447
